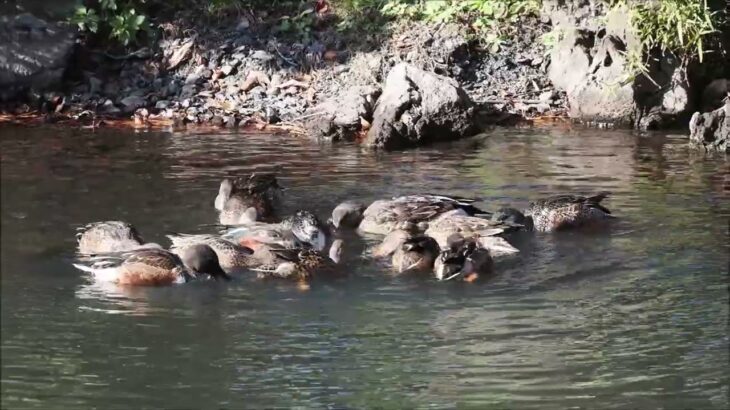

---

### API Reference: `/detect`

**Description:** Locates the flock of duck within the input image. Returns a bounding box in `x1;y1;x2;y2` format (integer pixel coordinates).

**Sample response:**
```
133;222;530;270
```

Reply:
72;173;615;287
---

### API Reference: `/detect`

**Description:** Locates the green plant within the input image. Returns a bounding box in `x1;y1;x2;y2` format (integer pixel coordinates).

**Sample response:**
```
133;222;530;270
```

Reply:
380;0;542;52
277;7;317;42
610;0;719;82
70;0;148;46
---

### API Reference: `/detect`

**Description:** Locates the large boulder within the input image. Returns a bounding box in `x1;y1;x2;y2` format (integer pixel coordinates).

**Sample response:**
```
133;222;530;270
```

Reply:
544;2;694;128
689;102;729;153
303;86;381;141
0;13;76;101
364;63;477;150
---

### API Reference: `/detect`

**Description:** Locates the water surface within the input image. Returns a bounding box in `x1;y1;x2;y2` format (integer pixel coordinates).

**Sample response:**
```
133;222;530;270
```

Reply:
1;126;728;409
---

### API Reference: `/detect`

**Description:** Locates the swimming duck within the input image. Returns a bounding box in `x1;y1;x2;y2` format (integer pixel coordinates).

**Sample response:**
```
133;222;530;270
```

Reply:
215;173;283;225
166;233;255;272
252;239;344;282
359;194;488;235
392;235;441;273
434;234;493;282
72;245;230;286
425;209;521;257
492;192;613;232
76;221;161;255
222;210;328;251
329;201;366;229
371;228;440;273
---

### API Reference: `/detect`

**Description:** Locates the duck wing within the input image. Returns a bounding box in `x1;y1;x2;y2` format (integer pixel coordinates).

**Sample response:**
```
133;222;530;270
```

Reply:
530;192;611;214
122;249;182;271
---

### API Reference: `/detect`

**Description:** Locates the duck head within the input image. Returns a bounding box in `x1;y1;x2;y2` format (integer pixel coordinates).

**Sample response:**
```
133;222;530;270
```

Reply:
180;244;231;281
329;201;366;229
491;207;534;231
434;234;493;282
286;210;328;251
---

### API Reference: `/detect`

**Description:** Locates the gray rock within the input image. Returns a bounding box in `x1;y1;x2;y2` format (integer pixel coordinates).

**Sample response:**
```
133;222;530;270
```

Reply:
539;90;556;102
546;6;696;128
221;65;236;76
236;17;250;32
102;99;121;114
689;102;729;153
250;50;274;62
88;76;103;95
167;39;195;71
304;86;381;141
364;64;477;150
155;100;170;110
0;14;76;101
185;74;201;85
119;95;146;112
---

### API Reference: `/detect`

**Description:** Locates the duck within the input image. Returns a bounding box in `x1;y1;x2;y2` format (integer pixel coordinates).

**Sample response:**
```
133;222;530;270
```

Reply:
434;233;493;282
72;244;230;286
358;194;488;235
492;192;614;232
76;221;162;255
371;228;440;273
392;235;441;273
215;173;283;225
252;239;344;282
424;209;521;257
222;210;328;251
329;200;366;229
166;233;255;272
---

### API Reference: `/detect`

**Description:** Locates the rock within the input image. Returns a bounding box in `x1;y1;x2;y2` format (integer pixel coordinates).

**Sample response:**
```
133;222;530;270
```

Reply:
185;73;201;85
102;99;121;114
211;115;224;126
333;65;349;75
304;86;381;141
250;50;274;62
364;64;477;150
689;102;729;153
265;106;280;124
88;76;103;95
225;115;237;128
221;65;236;76
119;95;147;112
167;39;195;70
236;17;250;32
546;6;696;128
0;14;76;101
539;90;556;102
240;71;270;92
155;100;170;110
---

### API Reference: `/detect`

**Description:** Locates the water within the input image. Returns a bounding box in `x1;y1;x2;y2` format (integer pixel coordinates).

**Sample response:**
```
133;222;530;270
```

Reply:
1;126;728;409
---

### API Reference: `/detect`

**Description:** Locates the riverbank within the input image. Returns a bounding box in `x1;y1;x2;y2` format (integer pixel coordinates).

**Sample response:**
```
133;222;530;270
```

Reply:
0;1;727;150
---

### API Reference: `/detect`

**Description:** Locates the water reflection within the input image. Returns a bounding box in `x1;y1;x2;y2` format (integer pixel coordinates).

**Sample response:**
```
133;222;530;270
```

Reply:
1;126;728;409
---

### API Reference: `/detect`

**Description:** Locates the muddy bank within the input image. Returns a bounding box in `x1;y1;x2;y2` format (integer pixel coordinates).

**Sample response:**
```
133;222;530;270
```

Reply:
0;1;727;151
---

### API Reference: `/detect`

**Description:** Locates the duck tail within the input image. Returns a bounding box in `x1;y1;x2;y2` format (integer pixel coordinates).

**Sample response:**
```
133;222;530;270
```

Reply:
587;191;610;203
459;203;491;217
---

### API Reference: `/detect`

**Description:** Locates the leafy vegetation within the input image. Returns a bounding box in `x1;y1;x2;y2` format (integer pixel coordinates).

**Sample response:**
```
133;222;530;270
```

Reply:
379;0;541;51
609;0;721;80
70;0;148;46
